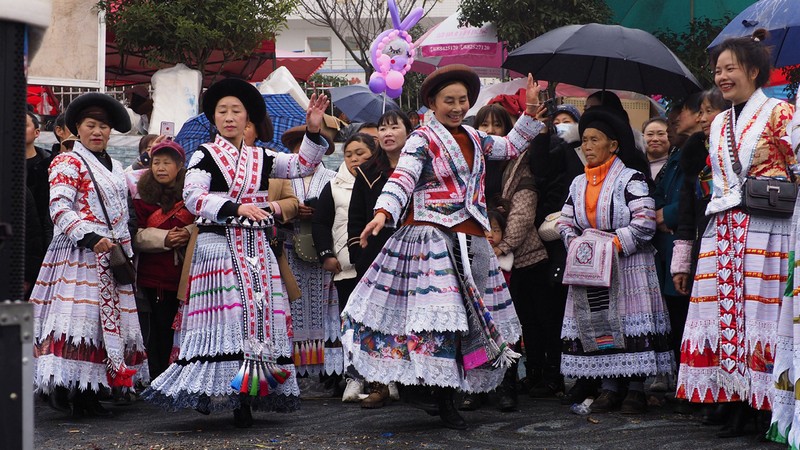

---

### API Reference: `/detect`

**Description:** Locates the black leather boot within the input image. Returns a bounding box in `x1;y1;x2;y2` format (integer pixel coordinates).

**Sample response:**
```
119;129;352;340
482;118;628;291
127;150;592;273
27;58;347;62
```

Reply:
716;402;753;438
47;386;72;414
701;403;731;426
233;403;254;428
76;390;112;417
438;388;468;430
560;378;599;405
403;385;439;416
496;365;518;412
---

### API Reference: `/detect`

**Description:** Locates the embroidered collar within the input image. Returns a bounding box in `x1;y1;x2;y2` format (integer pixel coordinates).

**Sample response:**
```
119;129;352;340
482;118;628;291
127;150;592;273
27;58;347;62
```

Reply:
585;155;617;186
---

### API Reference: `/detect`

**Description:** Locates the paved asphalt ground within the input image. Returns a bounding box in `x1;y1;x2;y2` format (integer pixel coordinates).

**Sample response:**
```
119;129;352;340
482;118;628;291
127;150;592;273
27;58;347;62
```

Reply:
35;386;783;450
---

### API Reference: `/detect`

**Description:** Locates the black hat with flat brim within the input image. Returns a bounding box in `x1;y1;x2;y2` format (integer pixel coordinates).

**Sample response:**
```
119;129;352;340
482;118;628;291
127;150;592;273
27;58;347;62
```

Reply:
65;92;132;135
203;78;271;141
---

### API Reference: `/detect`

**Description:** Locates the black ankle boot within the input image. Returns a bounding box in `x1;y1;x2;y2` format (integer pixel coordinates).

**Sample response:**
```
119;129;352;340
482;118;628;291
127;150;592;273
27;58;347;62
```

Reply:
233;404;254;428
439;388;468;430
47;386;72;414
716;402;753;438
702;403;732;426
403;385;439;416
496;366;518;412
77;390;112;417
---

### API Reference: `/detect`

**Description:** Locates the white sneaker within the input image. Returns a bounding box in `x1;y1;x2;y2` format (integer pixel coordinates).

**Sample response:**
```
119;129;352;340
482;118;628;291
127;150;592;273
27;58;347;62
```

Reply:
388;382;400;401
342;378;367;402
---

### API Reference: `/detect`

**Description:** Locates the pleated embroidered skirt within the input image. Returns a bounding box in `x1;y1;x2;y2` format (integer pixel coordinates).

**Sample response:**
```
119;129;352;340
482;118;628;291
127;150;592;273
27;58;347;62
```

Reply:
341;225;521;393
31;234;148;393
143;231;299;413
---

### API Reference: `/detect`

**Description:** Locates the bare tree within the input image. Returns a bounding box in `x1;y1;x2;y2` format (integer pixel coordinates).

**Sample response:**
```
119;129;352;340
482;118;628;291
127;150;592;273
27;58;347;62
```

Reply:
298;0;438;76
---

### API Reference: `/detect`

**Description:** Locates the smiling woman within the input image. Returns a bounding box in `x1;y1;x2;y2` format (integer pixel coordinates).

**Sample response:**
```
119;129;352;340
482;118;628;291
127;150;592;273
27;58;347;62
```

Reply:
341;64;545;430
675;30;797;440
29;92;147;418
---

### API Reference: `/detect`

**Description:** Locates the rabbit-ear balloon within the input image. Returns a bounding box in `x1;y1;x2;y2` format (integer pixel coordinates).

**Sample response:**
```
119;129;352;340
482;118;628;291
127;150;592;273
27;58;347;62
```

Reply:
368;0;423;99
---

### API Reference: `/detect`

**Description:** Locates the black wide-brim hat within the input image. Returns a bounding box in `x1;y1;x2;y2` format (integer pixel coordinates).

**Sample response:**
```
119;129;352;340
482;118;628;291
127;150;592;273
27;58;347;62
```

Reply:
65;92;132;135
203;78;272;141
419;64;480;109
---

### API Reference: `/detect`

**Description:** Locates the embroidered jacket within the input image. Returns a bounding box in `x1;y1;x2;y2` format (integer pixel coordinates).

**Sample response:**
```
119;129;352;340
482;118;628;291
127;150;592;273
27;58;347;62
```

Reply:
706;88;795;215
558;157;655;257
49;143;133;255
184;134;327;221
375;114;542;230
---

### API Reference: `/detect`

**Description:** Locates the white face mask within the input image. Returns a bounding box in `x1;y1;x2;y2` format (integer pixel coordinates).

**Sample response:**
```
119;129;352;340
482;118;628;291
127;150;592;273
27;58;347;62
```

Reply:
555;123;579;141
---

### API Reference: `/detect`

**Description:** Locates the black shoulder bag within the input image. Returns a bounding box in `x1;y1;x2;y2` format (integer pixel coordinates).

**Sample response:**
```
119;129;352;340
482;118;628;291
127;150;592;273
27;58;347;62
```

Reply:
728;108;797;218
75;154;137;285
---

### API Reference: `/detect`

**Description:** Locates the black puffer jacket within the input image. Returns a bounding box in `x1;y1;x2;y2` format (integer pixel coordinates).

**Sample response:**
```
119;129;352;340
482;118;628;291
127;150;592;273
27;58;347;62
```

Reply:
347;161;395;278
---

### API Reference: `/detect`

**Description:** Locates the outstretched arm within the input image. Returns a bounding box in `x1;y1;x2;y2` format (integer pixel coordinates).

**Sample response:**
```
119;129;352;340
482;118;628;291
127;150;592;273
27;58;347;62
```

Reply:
270;93;331;179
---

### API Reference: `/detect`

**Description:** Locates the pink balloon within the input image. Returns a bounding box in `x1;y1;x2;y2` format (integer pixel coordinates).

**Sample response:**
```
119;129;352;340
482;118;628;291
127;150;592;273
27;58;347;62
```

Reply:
385;71;404;90
369;73;387;94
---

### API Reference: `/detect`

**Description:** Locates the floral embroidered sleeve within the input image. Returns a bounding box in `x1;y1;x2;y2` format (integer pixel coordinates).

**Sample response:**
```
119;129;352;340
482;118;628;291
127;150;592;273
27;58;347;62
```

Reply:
615;172;656;256
770;102;796;168
373;132;429;227
790;98;800;155
268;134;328;179
48;154;92;245
183;148;230;221
478;114;544;161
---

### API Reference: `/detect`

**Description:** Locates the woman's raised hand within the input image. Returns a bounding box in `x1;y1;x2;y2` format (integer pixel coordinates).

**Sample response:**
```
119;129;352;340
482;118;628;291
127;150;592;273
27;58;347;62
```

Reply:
525;73;543;116
306;92;330;134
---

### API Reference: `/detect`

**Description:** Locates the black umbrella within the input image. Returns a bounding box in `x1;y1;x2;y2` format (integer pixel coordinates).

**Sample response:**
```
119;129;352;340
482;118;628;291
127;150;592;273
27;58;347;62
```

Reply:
503;23;702;98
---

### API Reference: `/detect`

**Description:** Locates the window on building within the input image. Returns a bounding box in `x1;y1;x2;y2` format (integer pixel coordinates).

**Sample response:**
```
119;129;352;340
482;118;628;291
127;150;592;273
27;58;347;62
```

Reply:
307;37;332;58
344;35;358;51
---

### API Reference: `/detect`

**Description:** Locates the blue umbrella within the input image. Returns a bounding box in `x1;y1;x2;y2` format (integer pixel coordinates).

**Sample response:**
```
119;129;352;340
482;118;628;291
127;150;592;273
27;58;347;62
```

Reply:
176;93;307;164
329;85;400;124
709;0;800;68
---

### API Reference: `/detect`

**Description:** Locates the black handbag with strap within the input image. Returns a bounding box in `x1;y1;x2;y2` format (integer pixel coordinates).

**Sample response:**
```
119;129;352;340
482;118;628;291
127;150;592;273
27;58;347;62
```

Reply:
726;108;796;218
75;153;137;285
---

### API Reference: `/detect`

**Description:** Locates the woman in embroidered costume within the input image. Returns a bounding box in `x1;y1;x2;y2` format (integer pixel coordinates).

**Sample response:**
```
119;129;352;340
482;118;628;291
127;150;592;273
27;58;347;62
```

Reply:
126;140;195;380
342;64;540;429
31;93;147;417
279;125;342;379
673;31;796;439
558;107;674;415
142;79;331;428
770;62;800;446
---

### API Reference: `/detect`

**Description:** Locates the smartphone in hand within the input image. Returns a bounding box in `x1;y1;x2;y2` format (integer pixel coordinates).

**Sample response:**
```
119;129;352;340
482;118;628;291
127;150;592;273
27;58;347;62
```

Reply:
160;121;175;139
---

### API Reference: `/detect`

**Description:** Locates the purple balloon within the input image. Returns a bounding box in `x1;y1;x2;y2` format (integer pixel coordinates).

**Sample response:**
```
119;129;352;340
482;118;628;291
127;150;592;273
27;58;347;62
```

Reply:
386;86;403;99
369;73;387;94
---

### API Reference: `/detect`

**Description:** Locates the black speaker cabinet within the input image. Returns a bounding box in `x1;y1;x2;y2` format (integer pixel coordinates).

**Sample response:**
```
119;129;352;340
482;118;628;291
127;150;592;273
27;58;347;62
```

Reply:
0;19;34;450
